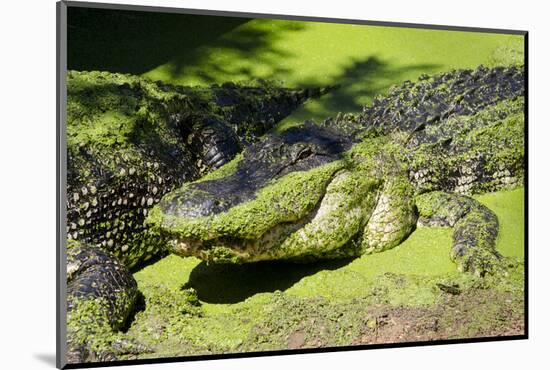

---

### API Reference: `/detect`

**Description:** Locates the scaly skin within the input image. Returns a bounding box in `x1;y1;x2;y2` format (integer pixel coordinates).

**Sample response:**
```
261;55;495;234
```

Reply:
150;66;524;274
66;242;141;362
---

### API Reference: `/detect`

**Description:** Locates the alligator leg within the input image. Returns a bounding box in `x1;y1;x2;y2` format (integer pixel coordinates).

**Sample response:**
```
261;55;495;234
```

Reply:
66;243;151;363
415;191;504;277
172;114;241;174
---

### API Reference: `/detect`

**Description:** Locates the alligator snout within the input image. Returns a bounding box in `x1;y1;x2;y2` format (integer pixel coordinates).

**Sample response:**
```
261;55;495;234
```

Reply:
159;123;353;221
147;123;357;262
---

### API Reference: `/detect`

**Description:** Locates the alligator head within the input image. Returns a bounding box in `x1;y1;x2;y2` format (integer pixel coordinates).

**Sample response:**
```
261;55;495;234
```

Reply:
148;120;418;263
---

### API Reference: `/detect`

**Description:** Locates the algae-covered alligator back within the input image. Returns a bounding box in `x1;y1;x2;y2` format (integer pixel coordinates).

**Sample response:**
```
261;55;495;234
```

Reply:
66;70;324;268
356;65;524;194
149;66;524;270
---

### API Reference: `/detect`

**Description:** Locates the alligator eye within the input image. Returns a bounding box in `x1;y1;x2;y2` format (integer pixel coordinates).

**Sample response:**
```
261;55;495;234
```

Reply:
296;147;313;160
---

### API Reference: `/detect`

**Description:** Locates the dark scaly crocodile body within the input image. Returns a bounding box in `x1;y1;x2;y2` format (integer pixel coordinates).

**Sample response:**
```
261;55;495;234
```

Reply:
65;71;326;363
150;65;524;273
358;66;524;193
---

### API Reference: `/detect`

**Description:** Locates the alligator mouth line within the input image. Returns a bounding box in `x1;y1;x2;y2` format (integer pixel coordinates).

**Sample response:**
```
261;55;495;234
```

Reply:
169;168;347;263
168;166;387;263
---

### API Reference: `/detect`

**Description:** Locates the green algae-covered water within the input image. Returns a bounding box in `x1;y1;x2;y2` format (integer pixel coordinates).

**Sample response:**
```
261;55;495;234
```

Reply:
124;188;524;358
140;19;523;127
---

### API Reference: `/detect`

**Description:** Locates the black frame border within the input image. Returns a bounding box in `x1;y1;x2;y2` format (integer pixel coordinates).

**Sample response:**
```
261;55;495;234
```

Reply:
56;1;529;368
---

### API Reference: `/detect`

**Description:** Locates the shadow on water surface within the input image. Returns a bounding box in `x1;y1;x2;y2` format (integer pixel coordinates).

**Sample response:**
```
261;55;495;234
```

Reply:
68;7;305;83
281;57;441;125
68;7;248;74
161;20;306;84
68;8;442;124
184;258;355;304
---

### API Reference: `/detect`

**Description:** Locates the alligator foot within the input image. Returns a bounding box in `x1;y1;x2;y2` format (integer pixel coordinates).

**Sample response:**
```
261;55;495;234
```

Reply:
415;191;507;277
66;243;142;363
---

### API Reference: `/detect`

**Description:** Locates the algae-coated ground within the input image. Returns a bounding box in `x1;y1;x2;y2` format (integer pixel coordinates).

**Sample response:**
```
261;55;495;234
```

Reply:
121;188;524;359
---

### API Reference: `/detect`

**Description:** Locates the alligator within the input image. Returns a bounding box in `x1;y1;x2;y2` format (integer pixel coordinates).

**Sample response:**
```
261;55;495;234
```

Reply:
65;70;327;362
66;70;328;268
65;66;524;363
149;65;524;273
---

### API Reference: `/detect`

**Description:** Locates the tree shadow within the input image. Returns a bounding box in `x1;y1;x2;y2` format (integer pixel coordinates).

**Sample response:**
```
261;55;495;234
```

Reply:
281;56;442;125
67;7;304;83
68;8;442;123
183;258;355;304
67;8;246;75
162;19;304;84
